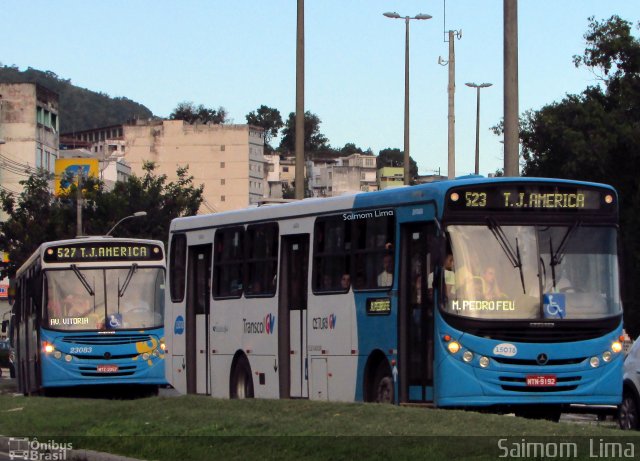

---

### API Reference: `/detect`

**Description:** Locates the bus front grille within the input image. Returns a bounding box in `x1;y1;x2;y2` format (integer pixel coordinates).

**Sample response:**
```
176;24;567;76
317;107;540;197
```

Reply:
61;335;154;346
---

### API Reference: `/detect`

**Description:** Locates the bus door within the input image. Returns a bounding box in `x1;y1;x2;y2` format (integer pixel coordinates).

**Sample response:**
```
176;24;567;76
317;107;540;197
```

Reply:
185;244;212;395
399;223;436;403
278;234;309;399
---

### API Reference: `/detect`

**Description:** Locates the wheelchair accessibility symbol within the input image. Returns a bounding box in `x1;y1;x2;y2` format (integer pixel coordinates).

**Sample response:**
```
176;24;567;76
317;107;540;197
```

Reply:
108;313;123;329
543;293;566;319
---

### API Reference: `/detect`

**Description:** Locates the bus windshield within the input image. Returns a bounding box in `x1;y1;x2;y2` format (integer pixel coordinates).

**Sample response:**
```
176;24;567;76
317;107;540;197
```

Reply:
45;267;165;330
444;224;621;320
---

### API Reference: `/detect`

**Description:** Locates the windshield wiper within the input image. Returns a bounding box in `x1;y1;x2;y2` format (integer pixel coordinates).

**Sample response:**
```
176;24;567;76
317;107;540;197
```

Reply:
118;264;138;298
486;218;526;294
550;221;581;267
71;264;95;296
548;221;581;291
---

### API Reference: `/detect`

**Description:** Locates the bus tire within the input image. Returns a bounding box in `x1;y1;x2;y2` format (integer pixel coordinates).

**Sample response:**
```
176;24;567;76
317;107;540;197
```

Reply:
372;363;394;404
618;388;639;430
230;355;254;399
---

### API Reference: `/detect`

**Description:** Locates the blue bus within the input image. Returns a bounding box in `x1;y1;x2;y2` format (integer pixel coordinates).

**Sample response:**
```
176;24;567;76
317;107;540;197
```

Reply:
165;177;623;419
8;237;167;395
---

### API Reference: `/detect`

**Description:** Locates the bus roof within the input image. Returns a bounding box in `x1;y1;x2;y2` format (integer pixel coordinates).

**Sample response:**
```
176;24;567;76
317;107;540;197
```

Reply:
170;176;617;233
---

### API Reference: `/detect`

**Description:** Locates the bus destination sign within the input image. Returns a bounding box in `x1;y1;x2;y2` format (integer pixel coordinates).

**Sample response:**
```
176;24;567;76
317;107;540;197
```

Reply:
448;185;615;212
43;242;164;263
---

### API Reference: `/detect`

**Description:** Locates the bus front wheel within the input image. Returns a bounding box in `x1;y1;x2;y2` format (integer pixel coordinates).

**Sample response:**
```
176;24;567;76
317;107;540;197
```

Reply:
230;355;254;399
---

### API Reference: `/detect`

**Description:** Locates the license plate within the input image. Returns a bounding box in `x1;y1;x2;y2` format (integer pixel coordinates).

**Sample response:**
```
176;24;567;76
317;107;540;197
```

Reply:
526;375;556;386
97;364;119;373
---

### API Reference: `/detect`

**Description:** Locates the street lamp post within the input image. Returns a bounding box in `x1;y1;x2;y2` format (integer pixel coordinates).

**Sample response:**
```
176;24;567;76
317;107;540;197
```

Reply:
383;11;432;186
465;82;492;175
106;211;147;237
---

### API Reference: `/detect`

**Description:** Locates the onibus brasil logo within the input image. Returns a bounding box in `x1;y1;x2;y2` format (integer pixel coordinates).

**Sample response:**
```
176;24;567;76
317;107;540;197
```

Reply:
9;437;72;460
243;313;276;334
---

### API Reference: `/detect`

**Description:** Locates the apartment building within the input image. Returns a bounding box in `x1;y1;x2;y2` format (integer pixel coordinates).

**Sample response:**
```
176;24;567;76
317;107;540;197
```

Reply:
0;83;60;208
64;119;267;213
377;167;405;190
308;153;378;197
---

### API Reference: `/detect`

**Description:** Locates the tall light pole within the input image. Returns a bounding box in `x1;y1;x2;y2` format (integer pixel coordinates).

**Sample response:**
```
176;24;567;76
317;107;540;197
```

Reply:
503;0;519;176
383;11;432;186
294;0;305;199
465;82;492;175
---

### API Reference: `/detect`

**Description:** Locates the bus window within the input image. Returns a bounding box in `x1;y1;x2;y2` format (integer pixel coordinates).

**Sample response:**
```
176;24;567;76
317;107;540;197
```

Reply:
170;234;187;302
213;227;244;299
352;214;395;290
313;217;351;293
245;223;278;297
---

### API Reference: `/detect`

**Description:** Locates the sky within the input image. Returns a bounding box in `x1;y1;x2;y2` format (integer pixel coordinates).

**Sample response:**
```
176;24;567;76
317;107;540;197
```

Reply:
1;0;638;177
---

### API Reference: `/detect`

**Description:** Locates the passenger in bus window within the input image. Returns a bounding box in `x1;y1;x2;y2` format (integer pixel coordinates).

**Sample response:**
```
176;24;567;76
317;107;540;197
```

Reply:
340;274;351;291
377;254;394;287
64;288;91;317
321;274;333;291
481;266;506;300
427;253;455;302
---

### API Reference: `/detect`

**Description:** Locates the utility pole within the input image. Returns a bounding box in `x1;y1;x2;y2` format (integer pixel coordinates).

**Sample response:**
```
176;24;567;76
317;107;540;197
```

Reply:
76;172;83;237
503;0;520;176
294;0;305;199
439;30;461;179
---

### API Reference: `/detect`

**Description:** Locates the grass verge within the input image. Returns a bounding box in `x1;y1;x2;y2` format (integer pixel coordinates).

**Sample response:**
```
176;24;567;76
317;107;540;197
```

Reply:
0;390;638;460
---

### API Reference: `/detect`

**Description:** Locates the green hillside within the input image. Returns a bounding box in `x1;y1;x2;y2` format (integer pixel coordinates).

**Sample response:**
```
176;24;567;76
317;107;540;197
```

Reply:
0;65;154;133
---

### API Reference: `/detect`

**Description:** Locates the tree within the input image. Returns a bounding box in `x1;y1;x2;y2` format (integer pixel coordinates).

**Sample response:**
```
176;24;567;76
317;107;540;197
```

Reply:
513;15;640;334
339;143;374;156
376;148;418;183
278;111;330;156
0;163;203;278
170;101;227;125
245;105;284;152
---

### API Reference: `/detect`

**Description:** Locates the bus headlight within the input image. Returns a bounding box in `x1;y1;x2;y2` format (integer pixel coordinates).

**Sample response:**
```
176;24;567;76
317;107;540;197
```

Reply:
590;356;600;368
463;351;474;363
602;351;612;362
142;353;150;360
64;354;73;362
479;356;490;368
54;351;62;359
43;342;54;354
611;341;623;354
447;341;461;354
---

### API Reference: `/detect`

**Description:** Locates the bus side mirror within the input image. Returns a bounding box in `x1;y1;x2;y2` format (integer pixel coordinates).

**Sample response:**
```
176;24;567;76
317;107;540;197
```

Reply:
1;320;7;333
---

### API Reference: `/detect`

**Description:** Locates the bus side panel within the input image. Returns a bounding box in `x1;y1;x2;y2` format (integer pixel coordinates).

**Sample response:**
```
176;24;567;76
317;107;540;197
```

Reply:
165;300;186;393
306;292;358;401
209;297;280;399
353;290;397;401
